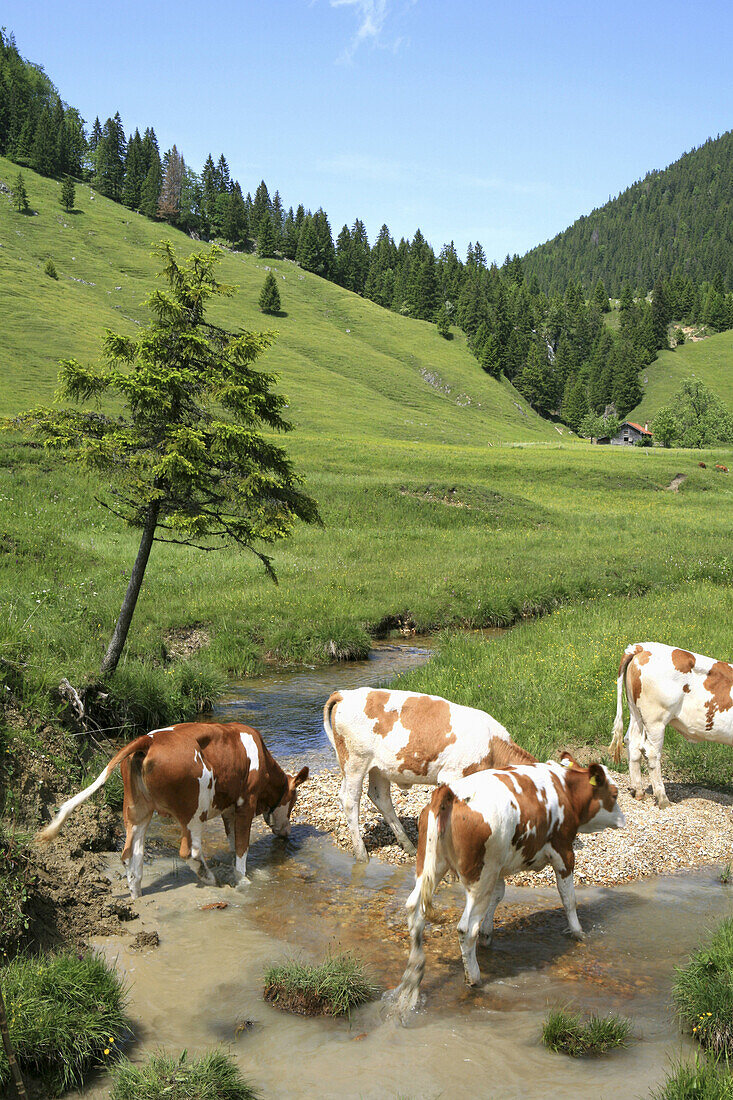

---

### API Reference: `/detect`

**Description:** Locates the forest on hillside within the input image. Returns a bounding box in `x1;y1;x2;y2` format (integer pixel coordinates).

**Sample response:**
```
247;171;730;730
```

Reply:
2;27;732;433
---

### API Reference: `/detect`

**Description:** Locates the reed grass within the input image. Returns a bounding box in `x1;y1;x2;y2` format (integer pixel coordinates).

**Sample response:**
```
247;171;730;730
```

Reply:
673;919;733;1058
110;1049;259;1100
0;950;128;1094
541;1007;631;1057
650;1055;733;1099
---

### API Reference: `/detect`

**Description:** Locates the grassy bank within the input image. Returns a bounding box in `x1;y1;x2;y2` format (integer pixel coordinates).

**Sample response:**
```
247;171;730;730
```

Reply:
394;582;733;786
673;918;733;1058
633;329;733;423
110;1050;259;1100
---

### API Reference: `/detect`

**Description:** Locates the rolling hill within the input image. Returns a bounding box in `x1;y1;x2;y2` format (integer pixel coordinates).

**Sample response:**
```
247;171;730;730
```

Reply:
0;156;553;446
632;329;733;423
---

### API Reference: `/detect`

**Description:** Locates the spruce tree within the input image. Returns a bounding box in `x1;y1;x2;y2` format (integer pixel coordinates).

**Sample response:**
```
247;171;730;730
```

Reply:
13;171;29;213
435;303;451;339
257;211;277;257
479;332;501;377
259;271;282;314
60;175;75;212
651;275;671;349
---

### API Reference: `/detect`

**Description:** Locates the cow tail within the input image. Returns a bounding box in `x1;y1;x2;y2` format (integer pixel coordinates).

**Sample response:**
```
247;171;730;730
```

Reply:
35;734;153;845
419;786;453;921
609;648;635;763
322;691;341;753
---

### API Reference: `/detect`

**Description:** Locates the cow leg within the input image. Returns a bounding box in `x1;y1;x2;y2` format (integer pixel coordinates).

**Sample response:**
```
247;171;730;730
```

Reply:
222;807;236;857
182;823;217;887
232;802;256;888
121;813;152;900
367;769;416;855
339;765;369;862
478;877;506;947
552;861;585;941
644;724;670;809
394;878;427;1018
457;872;498;986
627;710;646;800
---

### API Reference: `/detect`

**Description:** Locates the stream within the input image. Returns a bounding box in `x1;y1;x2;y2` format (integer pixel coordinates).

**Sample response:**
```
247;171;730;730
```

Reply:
72;637;730;1099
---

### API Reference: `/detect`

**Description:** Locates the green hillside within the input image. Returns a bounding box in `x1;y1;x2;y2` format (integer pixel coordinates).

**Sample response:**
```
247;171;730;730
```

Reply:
523;130;733;295
632;329;733;422
0;156;552;445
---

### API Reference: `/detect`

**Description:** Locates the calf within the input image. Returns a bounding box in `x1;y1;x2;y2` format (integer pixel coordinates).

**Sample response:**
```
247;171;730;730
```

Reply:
324;688;533;861
609;642;733;807
37;722;308;898
394;754;625;1017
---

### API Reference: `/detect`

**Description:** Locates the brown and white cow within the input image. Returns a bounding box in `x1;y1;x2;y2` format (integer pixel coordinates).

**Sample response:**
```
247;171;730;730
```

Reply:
609;642;733;808
323;687;534;861
36;722;308;898
393;754;625;1018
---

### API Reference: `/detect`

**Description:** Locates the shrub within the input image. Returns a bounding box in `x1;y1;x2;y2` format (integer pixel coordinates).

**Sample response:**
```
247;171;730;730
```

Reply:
673;918;733;1057
264;951;377;1017
0;950;129;1094
44;258;58;279
650;1055;733;1099
110;1049;259;1100
0;828;33;954
541;1007;631;1057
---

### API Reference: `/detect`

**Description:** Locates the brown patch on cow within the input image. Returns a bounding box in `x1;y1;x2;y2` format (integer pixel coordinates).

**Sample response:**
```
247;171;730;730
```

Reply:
683;684;691;694
704;661;733;730
449;798;492;884
462;736;537;777
396;695;455;776
364;690;400;738
325;692;349;770
626;650;651;704
672;648;696;674
492;769;552;866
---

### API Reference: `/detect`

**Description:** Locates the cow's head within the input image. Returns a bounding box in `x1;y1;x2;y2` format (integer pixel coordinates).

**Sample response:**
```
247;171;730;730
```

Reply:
560;753;626;833
264;766;309;837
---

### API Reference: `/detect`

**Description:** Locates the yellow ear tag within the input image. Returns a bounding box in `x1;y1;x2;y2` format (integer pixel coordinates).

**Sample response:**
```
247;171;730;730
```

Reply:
589;775;598;786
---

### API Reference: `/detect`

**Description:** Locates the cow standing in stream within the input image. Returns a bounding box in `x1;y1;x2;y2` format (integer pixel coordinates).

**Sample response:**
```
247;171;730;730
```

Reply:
323;688;534;861
393;754;625;1018
36;722;308;898
609;642;733;808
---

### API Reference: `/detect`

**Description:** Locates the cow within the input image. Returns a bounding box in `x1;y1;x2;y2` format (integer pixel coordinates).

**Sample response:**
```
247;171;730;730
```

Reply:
36;722;309;898
323;687;534;861
715;464;729;473
609;642;733;808
392;754;625;1018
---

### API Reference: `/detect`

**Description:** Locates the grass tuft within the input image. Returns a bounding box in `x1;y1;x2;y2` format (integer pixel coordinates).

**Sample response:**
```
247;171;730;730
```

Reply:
263;951;377;1017
720;863;731;885
110;1049;259;1100
673;918;733;1058
0;949;129;1094
541;1007;631;1057
650;1054;733;1099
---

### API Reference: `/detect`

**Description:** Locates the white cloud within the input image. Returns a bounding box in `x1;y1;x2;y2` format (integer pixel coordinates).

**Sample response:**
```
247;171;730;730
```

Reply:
329;0;412;62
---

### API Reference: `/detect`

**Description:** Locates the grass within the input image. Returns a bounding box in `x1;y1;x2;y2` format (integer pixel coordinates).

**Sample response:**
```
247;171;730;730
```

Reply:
263;951;377;1017
0;949;129;1094
650;1056;733;1099
110;1050;259;1100
633;329;733;423
673;919;733;1058
541;1007;631;1057
721;863;731;885
394;582;733;787
0;826;33;955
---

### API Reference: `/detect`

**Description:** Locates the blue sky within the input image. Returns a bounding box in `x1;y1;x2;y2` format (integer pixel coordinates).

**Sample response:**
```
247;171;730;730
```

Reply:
4;1;732;262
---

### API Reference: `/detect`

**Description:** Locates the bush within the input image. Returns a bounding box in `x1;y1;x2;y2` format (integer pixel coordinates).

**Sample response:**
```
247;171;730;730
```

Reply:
44;258;58;279
541;1007;631;1057
264;951;377;1017
0;828;33;954
110;1049;259;1100
674;918;733;1057
0;950;129;1094
650;1055;733;1098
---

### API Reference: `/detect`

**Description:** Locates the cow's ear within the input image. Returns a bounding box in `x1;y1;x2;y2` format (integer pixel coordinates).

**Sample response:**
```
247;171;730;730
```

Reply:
560;750;578;768
293;766;309;787
588;763;606;788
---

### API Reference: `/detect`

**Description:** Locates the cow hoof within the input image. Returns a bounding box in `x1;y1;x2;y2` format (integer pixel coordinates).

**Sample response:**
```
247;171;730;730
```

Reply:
655;796;671;810
354;847;369;863
477;932;493;948
401;842;417;857
571;930;586;942
129;885;142;900
234;876;251;891
631;789;646;801
463;974;483;988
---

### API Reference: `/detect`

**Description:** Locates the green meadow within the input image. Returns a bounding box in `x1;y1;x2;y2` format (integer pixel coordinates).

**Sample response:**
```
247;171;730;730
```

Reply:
1;159;732;789
633;328;733;422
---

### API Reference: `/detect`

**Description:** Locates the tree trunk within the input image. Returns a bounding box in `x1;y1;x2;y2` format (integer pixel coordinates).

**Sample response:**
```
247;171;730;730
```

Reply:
0;985;27;1099
100;500;160;678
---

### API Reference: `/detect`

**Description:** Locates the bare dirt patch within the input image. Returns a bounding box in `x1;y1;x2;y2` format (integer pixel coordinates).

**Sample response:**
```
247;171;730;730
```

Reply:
293;766;733;887
665;473;687;492
162;623;210;662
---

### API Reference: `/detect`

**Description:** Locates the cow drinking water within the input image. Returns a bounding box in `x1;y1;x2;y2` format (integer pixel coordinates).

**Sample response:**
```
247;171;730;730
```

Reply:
393;754;625;1018
36;722;308;898
323;688;533;861
609;642;733;807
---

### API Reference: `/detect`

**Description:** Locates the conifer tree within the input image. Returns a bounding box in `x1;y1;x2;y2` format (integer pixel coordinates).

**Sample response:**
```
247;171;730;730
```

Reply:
12;243;319;676
60;175;75;212
259;271;282;314
13;170;29;213
257;211;277;257
479;332;501;377
593;278;610;313
224;182;249;248
651;275;671;348
435;303;451;339
157;145;185;223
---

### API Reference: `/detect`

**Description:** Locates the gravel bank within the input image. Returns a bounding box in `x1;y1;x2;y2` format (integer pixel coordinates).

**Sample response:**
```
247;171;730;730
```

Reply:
294;767;733;887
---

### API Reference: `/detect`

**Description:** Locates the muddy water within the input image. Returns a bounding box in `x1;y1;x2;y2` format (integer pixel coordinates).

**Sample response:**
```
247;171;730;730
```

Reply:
71;638;731;1098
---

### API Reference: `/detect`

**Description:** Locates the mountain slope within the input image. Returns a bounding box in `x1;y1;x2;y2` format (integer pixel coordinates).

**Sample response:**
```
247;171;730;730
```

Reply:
0;157;554;445
522;131;733;295
631;329;733;423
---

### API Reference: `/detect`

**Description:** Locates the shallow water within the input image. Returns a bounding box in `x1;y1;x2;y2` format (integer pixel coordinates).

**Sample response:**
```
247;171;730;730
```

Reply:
71;635;732;1098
